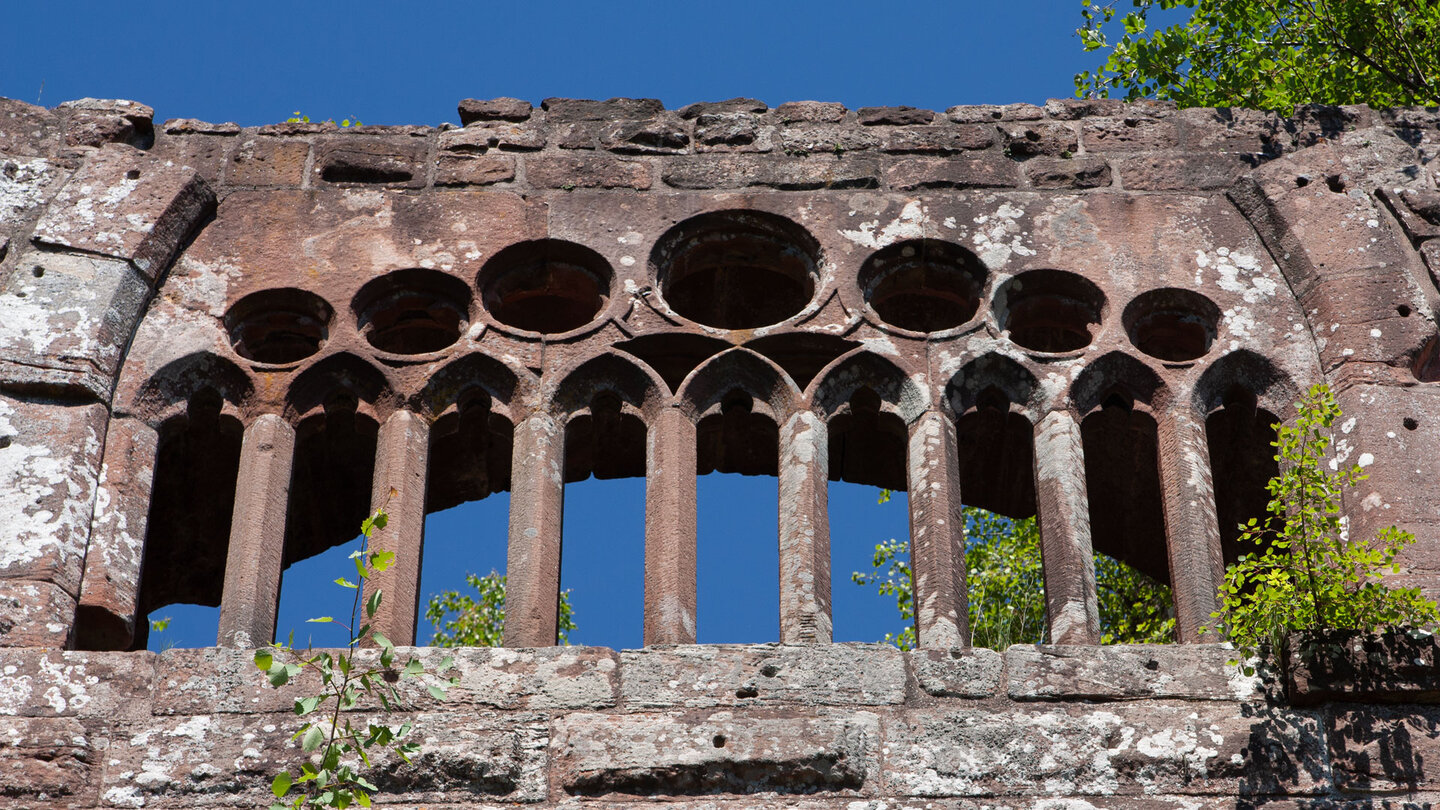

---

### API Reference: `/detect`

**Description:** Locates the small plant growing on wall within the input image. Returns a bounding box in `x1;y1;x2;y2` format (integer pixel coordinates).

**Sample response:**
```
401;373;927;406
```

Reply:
255;492;457;809
1206;384;1440;670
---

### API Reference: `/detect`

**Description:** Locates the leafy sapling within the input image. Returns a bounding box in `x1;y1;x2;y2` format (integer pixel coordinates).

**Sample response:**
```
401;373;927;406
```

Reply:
1205;384;1440;672
255;492;458;810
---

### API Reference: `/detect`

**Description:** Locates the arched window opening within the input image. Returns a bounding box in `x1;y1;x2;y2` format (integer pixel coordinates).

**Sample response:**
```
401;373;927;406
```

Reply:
1206;386;1280;566
127;390;242;650
418;392;514;647
957;387;1036;520
274;398;378;648
559;393;647;650
696;390;780;642
1080;395;1177;642
827;387;909;643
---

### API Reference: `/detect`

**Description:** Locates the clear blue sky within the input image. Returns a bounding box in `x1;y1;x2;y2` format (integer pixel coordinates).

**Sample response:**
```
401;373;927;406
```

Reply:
3;0;1124;651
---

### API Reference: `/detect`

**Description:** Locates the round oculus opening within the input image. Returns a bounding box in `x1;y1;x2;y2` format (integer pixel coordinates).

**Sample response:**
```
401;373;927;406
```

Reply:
652;209;821;330
994;269;1106;353
858;238;987;332
1122;287;1221;362
478;239;613;334
224;288;333;365
352;268;472;355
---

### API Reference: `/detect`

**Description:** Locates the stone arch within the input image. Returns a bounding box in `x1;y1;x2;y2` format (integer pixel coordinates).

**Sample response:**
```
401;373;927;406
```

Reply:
418;351;528;425
284;352;394;425
945;352;1039;418
547;351;668;483
1193;348;1301;420
678;348;798;478
945;353;1039;520
128;351;252;427
678;347;801;424
808;349;921;492
808;348;928;424
1072;351;1165;416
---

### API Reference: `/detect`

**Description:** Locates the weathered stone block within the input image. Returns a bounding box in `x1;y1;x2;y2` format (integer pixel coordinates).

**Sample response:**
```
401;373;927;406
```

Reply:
1000;123;1078;158
147;133;232;186
32;144;215;278
527;155;652;189
314;137;426;187
1287;632;1440;705
776;101;847;124
0;650;153;719
161;119;241;136
1045;98;1125;119
77;417;159;649
1177;108;1286;154
0;252;153;398
946;103;1045;123
458;97;533;124
0;579;75;648
439;122;546;152
435;153;516;187
907;647;1003;699
0;98;59;156
0;156;67;230
601;114;690;155
678;98;768;119
542;97;664;123
1329;704;1440;792
1116;152;1261;191
858;106;935;126
224;137;310;187
58;98;154;149
884;704;1328;797
694;113;768;150
1024;155;1112;189
1005;644;1259;702
552;710;881;796
620;644;905;708
880;125;995;154
885;156;1016;190
1082;117;1181;151
0;717;95;805
0;396;107;595
443;646;618;710
662;155;879;190
779;124;878;155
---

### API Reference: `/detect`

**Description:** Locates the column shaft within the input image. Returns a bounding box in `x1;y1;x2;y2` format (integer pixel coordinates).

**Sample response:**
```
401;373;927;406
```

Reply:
644;406;698;645
1157;403;1224;643
777;411;831;644
218;414;295;649
503;413;564;647
907;411;969;648
363;410;430;646
1032;410;1100;644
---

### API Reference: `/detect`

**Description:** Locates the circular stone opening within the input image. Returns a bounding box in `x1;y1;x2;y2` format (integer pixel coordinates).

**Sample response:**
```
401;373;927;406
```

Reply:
859;239;987;332
352;268;472;355
1122;287;1220;362
478;240;613;334
652;210;821;330
224;288;333;364
994;269;1105;353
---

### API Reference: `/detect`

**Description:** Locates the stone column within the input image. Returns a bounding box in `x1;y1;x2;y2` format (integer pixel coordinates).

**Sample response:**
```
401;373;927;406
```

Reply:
906;411;969;648
78;417;161;650
363;410;430;646
644;406;698;645
503;412;564;647
1032;410;1100;644
777;411;832;644
218;414;295;649
1156;401;1224;643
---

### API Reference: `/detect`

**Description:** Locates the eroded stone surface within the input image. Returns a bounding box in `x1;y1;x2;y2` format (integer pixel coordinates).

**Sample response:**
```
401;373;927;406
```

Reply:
1005;644;1261;702
619;644;905;708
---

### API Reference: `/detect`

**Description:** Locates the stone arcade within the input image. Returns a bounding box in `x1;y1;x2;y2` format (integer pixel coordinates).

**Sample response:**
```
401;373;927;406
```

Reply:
3;94;1440;807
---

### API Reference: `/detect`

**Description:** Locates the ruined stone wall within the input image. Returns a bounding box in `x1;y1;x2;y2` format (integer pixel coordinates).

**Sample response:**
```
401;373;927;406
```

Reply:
3;94;1440;807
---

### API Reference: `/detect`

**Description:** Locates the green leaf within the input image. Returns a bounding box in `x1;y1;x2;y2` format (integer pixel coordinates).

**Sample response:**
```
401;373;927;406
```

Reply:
271;771;293;798
372;630;393;650
268;666;290;688
295;695;322;716
308;616;334;624
427;684;448;700
365;590;381;619
254;650;274;671
302;724;326;752
370;550;395;572
404;658;424;676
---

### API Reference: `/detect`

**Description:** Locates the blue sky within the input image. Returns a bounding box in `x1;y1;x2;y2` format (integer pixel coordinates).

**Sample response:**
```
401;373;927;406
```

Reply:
4;0;1128;651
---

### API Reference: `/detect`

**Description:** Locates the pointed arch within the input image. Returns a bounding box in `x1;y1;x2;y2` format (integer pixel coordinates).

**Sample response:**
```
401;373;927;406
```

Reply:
418;351;528;425
945;352;1039;418
1194;349;1301;419
678;346;801;423
1072;351;1165;415
129;351;252;426
546;350;669;422
285;353;393;424
808;348;929;425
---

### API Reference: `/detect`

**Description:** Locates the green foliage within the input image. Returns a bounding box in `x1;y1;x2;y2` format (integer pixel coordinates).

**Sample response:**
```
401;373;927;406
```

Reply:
149;616;175;653
256;500;458;810
853;497;1175;650
287;111;363;127
1205;384;1440;667
424;571;577;647
1076;0;1440;108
